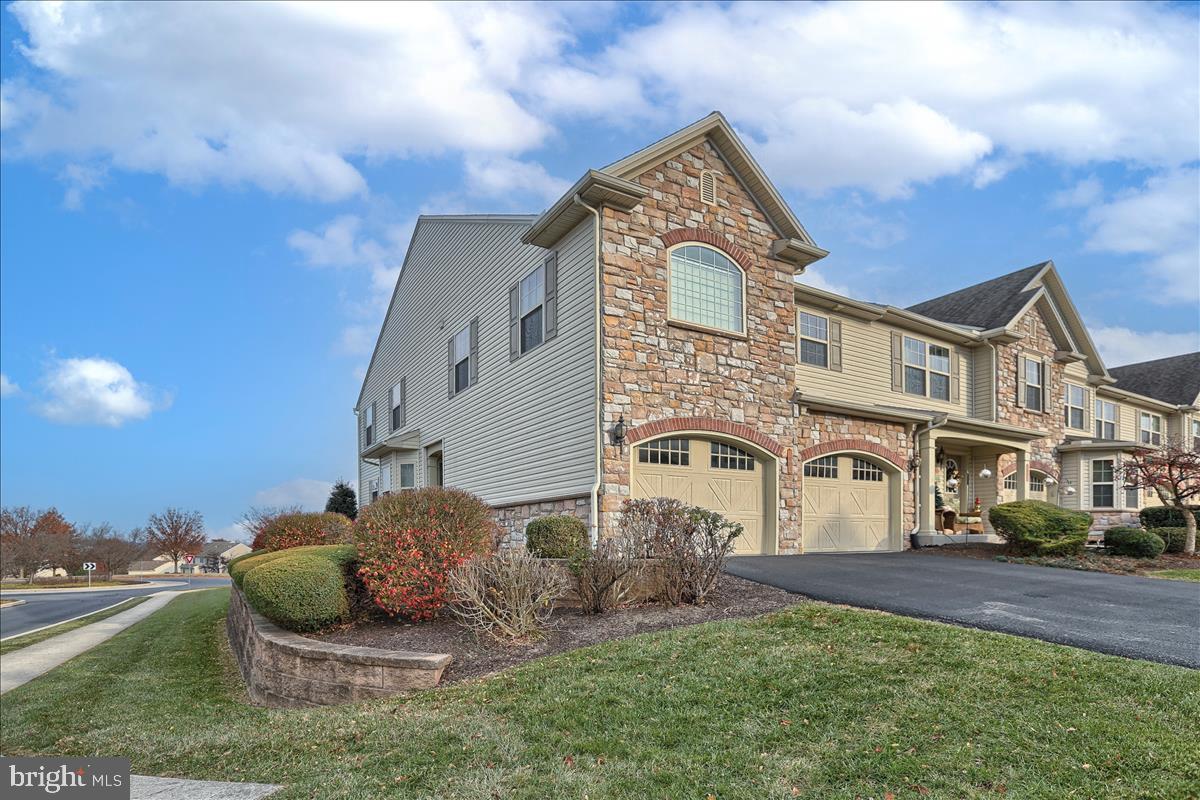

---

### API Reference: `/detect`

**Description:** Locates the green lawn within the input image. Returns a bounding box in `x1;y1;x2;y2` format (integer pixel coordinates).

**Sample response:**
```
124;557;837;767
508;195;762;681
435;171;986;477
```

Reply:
1;588;1195;799
0;596;151;656
1148;569;1200;583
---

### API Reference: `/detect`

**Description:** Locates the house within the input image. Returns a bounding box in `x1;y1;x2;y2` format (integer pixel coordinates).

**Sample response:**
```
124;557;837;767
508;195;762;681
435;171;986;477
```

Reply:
190;540;251;574
354;111;1200;554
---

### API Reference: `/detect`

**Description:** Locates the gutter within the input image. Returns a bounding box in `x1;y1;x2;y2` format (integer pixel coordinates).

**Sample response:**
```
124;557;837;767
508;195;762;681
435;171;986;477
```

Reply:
573;193;604;544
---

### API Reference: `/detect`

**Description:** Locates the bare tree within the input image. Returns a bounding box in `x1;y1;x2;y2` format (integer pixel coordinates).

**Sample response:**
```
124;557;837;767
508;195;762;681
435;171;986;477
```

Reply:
1122;436;1200;555
145;508;206;572
0;506;76;582
80;524;148;577
241;505;301;550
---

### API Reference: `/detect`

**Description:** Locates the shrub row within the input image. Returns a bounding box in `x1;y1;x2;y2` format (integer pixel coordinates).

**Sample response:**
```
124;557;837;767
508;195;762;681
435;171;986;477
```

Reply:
1138;506;1199;530
238;544;358;632
259;512;353;551
1103;527;1165;559
987;500;1090;556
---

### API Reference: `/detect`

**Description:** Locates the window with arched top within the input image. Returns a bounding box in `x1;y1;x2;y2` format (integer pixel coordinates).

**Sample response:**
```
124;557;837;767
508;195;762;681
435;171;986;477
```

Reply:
668;243;745;334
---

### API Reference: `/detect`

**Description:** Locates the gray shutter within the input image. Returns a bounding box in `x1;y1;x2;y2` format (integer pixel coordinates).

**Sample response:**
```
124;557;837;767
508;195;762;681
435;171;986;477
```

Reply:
1041;357;1051;413
829;320;842;372
1083;387;1091;433
469;317;479;386
447;336;455;398
399;376;407;429
951;347;961;405
544;252;558;342
1016;356;1027;408
508;283;520;361
890;332;903;391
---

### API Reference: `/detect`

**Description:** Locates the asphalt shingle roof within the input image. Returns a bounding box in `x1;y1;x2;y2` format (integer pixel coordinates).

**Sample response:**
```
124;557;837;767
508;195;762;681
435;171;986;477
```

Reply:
1108;352;1200;406
905;262;1049;330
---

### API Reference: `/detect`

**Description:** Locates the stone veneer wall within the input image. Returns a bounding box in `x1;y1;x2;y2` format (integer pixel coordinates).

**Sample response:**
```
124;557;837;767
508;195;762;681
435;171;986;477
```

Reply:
493;496;591;549
227;586;450;708
994;306;1068;474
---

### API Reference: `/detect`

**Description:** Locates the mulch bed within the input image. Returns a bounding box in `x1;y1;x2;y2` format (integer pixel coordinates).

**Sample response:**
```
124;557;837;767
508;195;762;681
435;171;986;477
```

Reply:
912;542;1200;575
310;574;801;684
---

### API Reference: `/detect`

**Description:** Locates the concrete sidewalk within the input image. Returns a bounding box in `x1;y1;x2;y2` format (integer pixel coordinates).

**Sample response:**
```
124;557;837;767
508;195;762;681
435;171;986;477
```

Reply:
131;775;281;799
1;591;182;694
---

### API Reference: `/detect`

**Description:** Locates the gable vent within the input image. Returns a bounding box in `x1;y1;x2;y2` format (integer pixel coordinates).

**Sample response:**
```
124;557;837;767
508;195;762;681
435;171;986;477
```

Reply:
700;170;716;205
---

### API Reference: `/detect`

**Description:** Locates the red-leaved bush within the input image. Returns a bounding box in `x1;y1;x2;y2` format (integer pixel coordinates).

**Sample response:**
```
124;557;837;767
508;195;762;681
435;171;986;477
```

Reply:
261;512;354;551
354;488;496;620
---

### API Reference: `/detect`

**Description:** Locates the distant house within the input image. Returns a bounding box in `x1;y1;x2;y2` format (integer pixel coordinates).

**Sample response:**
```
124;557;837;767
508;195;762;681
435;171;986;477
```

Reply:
191;540;251;574
128;556;176;575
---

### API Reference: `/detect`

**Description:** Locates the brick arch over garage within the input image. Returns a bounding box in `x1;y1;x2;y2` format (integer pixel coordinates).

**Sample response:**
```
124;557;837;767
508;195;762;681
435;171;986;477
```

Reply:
999;460;1059;479
625;416;785;458
660;228;754;273
798;439;908;472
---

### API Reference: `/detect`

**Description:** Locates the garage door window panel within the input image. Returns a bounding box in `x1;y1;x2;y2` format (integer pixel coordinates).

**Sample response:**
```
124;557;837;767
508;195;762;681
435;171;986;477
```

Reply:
711;442;755;470
851;458;884;482
804;455;838;478
638;438;690;466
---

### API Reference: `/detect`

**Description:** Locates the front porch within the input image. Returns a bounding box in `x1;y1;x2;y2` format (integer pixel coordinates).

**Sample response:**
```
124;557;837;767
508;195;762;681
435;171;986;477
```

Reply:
914;416;1048;548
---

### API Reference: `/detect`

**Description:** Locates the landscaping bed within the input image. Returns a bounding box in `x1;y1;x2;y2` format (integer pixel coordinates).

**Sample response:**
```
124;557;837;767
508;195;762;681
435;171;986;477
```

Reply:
914;542;1200;578
311;574;800;683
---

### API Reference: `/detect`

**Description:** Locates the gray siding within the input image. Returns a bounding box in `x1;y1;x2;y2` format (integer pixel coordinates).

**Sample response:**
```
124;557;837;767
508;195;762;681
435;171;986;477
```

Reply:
357;216;597;507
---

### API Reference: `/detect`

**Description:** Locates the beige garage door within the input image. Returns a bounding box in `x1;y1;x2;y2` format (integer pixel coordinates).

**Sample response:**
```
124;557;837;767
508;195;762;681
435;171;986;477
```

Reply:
802;454;894;553
631;437;765;554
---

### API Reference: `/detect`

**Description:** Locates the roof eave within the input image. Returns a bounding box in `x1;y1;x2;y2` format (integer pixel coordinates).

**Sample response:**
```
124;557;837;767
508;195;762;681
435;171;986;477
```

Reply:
522;170;648;248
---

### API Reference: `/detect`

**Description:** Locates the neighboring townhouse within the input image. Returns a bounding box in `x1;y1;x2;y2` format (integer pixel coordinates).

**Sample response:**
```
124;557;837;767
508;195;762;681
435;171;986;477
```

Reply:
191;539;252;574
355;111;1200;555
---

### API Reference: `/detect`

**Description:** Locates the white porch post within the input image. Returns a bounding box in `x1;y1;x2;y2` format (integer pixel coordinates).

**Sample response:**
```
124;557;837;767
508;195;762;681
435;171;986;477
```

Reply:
1015;449;1029;501
918;430;938;533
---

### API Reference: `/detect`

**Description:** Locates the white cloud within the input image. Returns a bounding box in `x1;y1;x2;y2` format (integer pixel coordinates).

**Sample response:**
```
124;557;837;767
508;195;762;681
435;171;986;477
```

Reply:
1051;176;1103;209
58;162;107;210
1089;324;1200;367
464;156;570;204
0;373;20;398
35;356;168;427
252;478;334;511
1082;168;1200;305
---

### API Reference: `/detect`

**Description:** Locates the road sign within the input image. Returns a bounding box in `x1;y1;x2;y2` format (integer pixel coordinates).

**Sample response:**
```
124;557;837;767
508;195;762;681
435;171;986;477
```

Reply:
184;554;195;564
82;562;97;571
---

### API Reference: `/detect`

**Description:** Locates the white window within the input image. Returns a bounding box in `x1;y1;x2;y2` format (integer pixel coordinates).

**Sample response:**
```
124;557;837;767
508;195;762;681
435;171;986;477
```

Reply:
453;324;471;394
1004;473;1018;491
903;337;951;401
669;244;744;334
519;265;545;354
399;463;416;490
391;381;405;431
799;312;829;368
804;455;838;479
1125;486;1140;510
1139;412;1162;446
710;442;755;470
1095;399;1117;440
379;463;392;495
1091;459;1115;508
851;458;884;482
1064;384;1086;430
363;404;375;446
1193;418;1200;450
637;438;690;466
1029;472;1046;493
1024;358;1043;412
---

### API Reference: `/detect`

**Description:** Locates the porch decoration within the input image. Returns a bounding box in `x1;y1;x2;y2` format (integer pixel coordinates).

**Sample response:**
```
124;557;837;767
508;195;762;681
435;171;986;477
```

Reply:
972;496;982;514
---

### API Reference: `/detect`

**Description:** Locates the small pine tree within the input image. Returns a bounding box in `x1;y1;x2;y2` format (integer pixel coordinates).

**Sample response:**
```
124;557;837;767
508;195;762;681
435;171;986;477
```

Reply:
325;480;358;520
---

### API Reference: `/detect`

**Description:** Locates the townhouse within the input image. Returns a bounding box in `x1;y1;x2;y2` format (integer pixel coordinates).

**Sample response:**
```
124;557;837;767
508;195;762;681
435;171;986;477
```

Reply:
355;112;1200;554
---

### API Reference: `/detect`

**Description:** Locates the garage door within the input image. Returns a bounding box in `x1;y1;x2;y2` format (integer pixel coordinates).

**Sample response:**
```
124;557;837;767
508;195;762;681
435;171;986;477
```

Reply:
631;437;765;554
802;454;894;552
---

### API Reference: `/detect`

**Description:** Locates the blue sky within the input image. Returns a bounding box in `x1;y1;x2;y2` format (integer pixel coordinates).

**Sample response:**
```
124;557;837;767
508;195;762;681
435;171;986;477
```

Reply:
1;1;1197;539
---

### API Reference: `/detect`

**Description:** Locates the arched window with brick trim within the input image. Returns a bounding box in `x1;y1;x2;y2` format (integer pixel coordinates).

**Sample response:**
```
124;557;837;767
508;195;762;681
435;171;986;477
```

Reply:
667;242;745;334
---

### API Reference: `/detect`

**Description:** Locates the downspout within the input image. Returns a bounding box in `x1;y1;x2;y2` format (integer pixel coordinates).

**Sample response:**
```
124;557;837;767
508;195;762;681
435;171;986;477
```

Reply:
910;414;949;536
573;193;604;544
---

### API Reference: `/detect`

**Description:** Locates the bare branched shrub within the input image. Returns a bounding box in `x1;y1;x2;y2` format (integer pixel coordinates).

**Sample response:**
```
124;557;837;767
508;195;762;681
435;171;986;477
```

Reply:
618;498;742;605
569;534;641;615
447;551;568;641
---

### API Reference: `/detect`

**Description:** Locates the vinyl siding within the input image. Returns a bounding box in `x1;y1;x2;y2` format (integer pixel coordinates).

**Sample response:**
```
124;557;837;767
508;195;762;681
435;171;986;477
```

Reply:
1059;452;1081;511
970;344;994;420
357;217;597;507
794;303;972;416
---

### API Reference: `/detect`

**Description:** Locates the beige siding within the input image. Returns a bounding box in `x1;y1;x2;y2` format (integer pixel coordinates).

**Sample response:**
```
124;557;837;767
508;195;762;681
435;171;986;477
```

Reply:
795;303;971;415
970;344;994;420
357;216;597;507
1059;452;1081;510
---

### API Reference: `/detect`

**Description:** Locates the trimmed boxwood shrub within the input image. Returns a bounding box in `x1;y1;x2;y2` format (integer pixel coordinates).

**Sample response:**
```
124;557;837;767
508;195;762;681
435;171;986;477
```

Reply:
240;544;357;632
525;515;588;559
1150;527;1190;554
1104;527;1165;559
230;544;336;587
1139;506;1199;530
354;487;496;621
261;512;353;551
987;500;1090;556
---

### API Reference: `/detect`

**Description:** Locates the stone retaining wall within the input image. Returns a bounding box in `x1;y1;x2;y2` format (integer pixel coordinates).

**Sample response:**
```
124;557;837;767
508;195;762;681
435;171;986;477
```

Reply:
226;586;451;708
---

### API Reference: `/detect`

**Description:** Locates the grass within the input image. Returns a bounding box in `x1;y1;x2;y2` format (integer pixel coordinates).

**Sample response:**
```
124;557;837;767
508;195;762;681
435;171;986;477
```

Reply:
0;596;151;655
1;588;1196;799
1;579;145;590
1148;569;1200;583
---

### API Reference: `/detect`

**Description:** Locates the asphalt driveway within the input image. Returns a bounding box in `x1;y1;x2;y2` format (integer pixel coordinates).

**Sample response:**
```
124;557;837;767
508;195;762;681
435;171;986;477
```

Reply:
726;553;1200;668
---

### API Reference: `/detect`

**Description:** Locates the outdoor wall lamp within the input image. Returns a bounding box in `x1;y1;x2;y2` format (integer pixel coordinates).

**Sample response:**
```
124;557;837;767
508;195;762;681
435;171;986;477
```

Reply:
978;468;993;479
1064;485;1077;496
611;415;627;448
1044;476;1058;486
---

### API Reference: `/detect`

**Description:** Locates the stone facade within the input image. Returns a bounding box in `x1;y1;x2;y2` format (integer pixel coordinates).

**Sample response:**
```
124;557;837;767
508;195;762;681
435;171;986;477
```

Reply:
995;305;1069;469
493;496;591;549
596;140;800;546
227;586;450;708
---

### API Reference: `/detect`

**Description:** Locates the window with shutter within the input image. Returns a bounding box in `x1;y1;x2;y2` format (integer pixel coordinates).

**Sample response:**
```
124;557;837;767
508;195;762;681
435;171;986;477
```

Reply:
391;380;405;431
1023;357;1043;411
452;324;471;395
363;403;375;446
899;335;951;400
518;264;545;354
798;312;829;368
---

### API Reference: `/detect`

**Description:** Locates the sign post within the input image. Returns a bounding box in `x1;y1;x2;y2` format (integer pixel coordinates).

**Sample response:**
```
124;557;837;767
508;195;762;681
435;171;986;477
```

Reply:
82;561;97;589
184;554;194;589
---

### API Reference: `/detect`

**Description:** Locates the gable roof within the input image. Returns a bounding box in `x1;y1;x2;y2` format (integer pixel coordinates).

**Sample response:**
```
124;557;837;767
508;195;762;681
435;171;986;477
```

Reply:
1108;352;1200;406
905;262;1049;331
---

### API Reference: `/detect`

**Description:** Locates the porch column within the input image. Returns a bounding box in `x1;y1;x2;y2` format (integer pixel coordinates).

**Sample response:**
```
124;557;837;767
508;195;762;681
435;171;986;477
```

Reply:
918;430;938;533
1015;449;1028;501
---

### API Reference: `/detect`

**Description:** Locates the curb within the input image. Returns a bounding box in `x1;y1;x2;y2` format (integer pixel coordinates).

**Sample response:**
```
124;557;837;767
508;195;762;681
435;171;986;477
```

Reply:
0;599;28;608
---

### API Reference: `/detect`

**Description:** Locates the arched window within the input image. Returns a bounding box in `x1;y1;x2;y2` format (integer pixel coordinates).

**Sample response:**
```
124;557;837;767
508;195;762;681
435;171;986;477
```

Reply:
669;244;745;334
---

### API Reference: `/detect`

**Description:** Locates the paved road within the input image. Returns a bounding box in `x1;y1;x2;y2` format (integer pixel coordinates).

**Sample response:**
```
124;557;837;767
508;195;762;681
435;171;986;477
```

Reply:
0;578;227;639
726;553;1200;668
